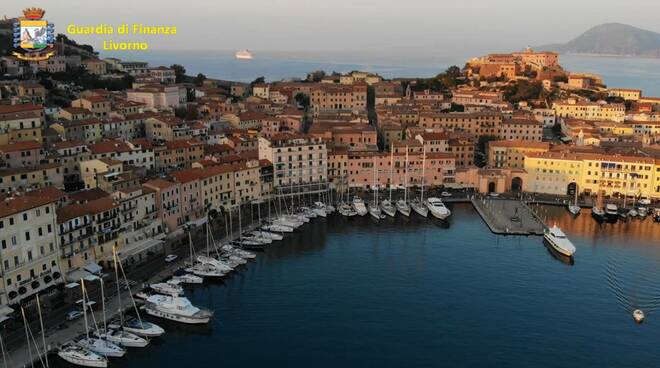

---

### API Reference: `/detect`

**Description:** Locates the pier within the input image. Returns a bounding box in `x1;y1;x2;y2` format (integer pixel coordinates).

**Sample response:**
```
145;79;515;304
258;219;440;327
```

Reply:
471;197;545;235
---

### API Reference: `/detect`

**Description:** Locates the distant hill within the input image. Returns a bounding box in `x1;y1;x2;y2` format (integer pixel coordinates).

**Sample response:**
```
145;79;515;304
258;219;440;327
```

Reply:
540;23;660;57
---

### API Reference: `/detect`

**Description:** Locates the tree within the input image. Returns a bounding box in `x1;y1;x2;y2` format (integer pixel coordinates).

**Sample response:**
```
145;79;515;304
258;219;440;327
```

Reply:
170;64;186;83
294;92;309;109
504;80;542;103
306;70;326;82
194;73;206;86
250;76;265;87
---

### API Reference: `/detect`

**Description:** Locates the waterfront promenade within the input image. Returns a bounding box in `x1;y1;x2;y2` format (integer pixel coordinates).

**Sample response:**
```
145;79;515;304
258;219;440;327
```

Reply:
471;196;545;235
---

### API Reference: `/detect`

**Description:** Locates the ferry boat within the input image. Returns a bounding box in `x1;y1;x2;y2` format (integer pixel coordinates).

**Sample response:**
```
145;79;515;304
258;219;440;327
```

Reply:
543;225;576;257
58;343;107;367
426;197;451;220
145;294;213;324
235;49;253;59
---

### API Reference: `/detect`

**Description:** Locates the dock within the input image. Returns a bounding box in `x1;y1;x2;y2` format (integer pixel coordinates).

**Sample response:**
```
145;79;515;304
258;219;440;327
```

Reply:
471;197;545;235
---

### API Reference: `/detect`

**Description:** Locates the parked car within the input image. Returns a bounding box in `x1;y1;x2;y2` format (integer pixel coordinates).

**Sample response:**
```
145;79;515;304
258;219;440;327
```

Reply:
165;254;178;263
66;310;83;321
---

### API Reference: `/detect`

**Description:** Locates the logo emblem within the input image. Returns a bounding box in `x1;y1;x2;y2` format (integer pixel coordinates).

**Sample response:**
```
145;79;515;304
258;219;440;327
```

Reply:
12;8;56;61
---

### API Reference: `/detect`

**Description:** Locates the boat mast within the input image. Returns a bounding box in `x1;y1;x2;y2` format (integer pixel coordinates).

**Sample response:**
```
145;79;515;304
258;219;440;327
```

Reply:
112;247;124;328
20;307;33;368
81;279;90;340
389;142;394;202
36;296;49;368
404;146;409;202
100;278;107;334
421;144;426;203
373;156;378;205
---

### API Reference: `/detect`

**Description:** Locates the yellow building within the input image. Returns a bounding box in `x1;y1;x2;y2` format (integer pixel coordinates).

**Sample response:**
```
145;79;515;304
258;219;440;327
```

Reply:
608;88;641;101
553;100;625;123
487;140;549;169
524;151;659;199
80;158;123;190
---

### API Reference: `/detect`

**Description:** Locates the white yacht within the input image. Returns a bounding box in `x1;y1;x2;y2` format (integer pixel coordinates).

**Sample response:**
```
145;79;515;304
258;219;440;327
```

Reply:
197;255;233;274
426;197;450;220
113;318;164;338
633;309;645;323
221;244;256;259
301;207;317;219
352;197;368;216
278;215;304;227
77;336;126;358
368;202;383;220
262;222;294;233
150;280;184;296
58;343;107;367
145;294;213;324
313;202;328;217
339;202;358;217
97;328;148;348
380;199;397;217
187;262;227;278
411;198;428;217
543;225;576;257
252;230;283;241
605;203;619;221
172;273;203;284
396;199;411;217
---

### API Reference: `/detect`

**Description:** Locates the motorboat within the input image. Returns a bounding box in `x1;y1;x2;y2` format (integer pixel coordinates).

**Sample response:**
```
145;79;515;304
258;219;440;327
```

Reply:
289;213;310;223
242;233;272;244
352;196;368;216
629;208;639;217
313;202;328;217
77;336;126;358
591;206;606;222
633;309;645;323
111;318;164;338
300;207;317;219
220;253;248;266
97;328;148;348
262;222;294;233
172;273;203;284
368;202;383;220
567;204;581;216
251;230;283;241
58;343;107;367
339;202;358;217
149;280;184;296
426;197;451;220
380;199;397;217
605;204;619;221
144;294;213;324
395;199;411;217
411;198;428;217
543;225;576;257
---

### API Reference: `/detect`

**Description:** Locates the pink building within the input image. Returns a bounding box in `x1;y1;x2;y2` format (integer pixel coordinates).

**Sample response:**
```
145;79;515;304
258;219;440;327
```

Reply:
0;141;43;168
170;170;204;224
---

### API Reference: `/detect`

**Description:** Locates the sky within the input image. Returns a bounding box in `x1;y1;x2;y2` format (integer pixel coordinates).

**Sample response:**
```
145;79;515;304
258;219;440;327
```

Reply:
5;0;660;56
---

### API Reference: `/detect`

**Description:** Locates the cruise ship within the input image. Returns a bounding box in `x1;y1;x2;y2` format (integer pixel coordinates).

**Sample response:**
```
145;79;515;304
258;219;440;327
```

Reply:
235;50;254;60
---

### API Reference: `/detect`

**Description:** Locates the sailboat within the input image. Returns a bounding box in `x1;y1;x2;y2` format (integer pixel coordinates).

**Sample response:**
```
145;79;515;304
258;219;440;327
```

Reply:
381;143;397;217
411;145;428;217
396;146;411;217
368;156;383;219
76;280;126;358
591;189;606;222
96;278;148;348
339;176;358;217
58;342;107;367
567;184;580;216
108;247;165;338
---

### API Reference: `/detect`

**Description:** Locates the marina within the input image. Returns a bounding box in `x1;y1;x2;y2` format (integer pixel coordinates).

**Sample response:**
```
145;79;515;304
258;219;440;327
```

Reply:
38;202;660;368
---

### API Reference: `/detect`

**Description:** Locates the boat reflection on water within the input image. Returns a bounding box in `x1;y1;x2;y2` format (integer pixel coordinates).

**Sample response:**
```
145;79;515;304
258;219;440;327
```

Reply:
543;238;574;266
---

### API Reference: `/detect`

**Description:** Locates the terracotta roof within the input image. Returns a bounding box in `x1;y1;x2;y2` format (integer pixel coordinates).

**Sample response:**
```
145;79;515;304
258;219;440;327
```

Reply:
0;163;61;176
89;140;133;154
143;178;177;190
56;197;117;223
68;188;109;203
171;169;203;183
52;140;86;150
0;187;65;218
488;140;550;149
165;139;204;150
0;140;42;152
0;103;42;114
